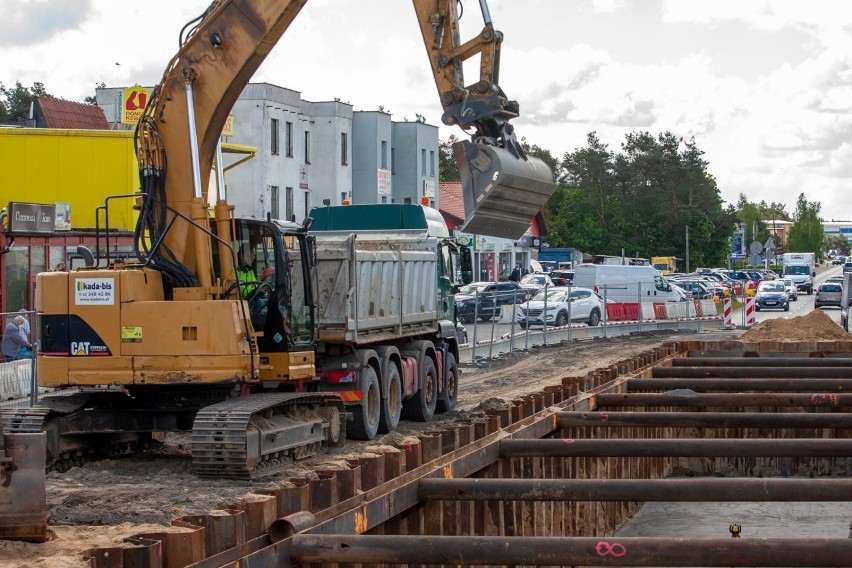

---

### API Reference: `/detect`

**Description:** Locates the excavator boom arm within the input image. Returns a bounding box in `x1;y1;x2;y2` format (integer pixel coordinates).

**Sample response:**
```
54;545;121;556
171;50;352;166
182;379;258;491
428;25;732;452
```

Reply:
135;0;555;291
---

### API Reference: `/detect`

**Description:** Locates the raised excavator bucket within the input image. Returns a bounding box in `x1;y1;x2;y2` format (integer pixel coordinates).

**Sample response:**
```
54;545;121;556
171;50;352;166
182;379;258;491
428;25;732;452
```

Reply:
0;416;48;542
454;140;557;241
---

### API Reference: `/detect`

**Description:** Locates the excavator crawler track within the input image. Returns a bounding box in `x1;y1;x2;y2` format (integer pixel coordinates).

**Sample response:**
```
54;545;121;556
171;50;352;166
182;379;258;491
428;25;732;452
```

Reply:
191;392;345;480
2;393;153;472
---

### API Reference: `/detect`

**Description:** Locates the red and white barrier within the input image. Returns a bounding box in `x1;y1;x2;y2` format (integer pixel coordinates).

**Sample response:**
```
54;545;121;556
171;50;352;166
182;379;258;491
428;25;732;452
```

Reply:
744;297;756;327
723;297;733;327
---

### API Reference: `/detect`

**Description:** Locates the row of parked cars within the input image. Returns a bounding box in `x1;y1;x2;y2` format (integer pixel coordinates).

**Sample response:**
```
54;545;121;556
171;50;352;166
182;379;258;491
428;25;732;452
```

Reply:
667;268;783;301
454;273;603;328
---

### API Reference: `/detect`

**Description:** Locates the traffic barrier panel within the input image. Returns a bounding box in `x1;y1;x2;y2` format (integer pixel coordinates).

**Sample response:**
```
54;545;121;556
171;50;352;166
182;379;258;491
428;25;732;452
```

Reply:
500;304;524;323
692;300;702;317
623;302;639;321
723;297;733;327
745;297;756;326
701;300;717;316
640;302;657;320
606;303;625;321
654;303;668;319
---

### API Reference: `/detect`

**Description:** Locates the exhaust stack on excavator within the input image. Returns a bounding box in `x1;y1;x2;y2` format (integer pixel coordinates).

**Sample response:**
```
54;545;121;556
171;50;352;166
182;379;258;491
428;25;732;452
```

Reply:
455;140;555;240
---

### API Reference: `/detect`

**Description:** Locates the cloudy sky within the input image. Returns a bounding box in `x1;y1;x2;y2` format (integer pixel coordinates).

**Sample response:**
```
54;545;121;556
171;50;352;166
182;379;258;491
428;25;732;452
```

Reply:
3;0;852;220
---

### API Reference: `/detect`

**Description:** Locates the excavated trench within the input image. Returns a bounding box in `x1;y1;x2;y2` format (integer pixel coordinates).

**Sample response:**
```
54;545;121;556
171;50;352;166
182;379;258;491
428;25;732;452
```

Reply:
72;337;852;567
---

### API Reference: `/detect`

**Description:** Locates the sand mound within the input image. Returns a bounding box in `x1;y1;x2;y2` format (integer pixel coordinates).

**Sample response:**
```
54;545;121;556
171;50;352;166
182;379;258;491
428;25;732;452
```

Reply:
738;309;852;342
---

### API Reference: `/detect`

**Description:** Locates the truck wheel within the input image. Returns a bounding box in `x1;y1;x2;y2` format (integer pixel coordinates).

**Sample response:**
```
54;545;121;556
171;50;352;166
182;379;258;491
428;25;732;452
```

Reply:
378;361;402;433
436;352;458;414
348;365;380;440
402;356;437;422
588;309;600;327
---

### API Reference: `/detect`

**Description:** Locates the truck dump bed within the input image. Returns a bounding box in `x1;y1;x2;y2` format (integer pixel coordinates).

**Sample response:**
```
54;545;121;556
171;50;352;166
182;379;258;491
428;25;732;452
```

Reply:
309;204;446;345
313;233;438;344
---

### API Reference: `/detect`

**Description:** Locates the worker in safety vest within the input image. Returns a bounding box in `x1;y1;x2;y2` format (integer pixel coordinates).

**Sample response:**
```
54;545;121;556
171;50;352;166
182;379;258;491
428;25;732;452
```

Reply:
236;245;259;298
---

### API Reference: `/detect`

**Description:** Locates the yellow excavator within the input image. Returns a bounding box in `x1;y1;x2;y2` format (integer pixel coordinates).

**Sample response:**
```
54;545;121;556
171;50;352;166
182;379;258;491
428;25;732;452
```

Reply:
1;0;555;512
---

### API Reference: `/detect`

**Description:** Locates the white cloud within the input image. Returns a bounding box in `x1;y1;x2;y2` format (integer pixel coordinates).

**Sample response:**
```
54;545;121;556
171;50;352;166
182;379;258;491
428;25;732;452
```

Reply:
3;0;852;219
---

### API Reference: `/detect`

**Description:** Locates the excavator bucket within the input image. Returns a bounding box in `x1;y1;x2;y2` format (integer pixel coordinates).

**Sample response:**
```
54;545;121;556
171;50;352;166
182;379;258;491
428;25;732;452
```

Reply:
455;140;557;240
0;418;48;542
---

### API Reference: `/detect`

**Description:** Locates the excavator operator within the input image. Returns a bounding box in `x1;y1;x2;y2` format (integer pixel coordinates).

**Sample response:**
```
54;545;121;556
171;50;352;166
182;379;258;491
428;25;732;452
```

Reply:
236;243;259;299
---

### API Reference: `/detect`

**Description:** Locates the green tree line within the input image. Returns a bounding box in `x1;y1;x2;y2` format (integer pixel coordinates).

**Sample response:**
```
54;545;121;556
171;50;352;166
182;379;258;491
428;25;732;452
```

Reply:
440;130;825;267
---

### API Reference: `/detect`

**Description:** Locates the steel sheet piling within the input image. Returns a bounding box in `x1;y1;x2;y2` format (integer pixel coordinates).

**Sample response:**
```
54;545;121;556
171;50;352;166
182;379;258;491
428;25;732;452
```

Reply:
499;438;852;458
286;535;852;566
592;392;852;408
557;411;852;429
418;478;852;502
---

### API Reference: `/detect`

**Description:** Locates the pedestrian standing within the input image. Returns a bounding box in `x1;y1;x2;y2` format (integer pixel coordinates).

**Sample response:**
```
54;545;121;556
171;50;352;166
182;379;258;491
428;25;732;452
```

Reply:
510;265;521;282
2;316;31;362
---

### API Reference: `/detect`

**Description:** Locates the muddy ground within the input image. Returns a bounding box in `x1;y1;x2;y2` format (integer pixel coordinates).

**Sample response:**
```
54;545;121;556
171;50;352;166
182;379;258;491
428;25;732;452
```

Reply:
0;324;793;567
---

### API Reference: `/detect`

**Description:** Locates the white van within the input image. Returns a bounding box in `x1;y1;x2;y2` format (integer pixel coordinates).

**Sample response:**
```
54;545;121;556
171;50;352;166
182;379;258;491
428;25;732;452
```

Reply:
572;263;681;302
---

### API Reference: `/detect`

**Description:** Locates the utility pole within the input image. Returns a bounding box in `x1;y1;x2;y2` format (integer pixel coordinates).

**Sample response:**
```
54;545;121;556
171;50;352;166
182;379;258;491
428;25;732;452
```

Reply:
685;225;690;273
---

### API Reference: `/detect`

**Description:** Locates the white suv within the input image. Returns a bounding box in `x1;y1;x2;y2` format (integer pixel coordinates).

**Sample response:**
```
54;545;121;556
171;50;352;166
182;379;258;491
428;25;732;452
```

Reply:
519;286;602;328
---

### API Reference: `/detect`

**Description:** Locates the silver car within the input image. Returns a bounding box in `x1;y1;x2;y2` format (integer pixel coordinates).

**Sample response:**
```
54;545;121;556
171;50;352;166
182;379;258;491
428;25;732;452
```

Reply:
815;282;842;309
782;278;798;301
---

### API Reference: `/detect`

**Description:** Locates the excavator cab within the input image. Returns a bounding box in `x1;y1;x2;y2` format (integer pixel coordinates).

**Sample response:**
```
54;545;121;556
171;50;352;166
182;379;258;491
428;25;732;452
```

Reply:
225;219;315;355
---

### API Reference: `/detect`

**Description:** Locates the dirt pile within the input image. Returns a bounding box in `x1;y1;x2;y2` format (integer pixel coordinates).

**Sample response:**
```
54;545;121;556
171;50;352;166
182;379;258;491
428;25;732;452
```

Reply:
738;309;852;342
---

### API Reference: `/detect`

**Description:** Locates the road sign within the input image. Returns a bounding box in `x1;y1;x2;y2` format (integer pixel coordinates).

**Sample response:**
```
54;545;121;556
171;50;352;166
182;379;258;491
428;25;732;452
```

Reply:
748;254;762;266
765;237;776;253
749;241;763;255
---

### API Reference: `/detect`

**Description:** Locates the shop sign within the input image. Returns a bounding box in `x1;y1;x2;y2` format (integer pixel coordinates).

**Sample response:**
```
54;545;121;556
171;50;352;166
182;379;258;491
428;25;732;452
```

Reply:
7;202;56;234
377;169;391;195
122;86;150;124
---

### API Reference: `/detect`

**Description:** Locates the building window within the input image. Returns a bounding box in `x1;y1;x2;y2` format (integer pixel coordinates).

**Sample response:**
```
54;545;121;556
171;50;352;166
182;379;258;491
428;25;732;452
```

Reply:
381;140;387;169
304;191;311;219
341;191;348;204
285;121;293;157
381;195;387;204
341;132;348;165
286;187;294;221
430;150;435;177
421;149;427;175
270;118;279;155
304;131;310;164
270;186;280;218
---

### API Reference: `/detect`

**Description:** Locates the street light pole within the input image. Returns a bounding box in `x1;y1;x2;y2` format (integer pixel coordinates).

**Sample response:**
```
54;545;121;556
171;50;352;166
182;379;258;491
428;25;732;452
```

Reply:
685;224;690;273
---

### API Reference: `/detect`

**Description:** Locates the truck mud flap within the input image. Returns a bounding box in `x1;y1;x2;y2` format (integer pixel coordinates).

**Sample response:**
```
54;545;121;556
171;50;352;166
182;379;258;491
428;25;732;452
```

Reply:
0;432;48;542
454;140;556;240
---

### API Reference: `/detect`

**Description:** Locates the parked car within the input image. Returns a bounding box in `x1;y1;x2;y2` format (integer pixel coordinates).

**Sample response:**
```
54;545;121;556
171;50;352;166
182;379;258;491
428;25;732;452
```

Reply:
671;280;713;300
455;281;528;323
782;278;798;301
754;280;789;311
518;286;603;328
726;270;757;294
549;269;574;287
518;273;554;296
814;282;843;309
